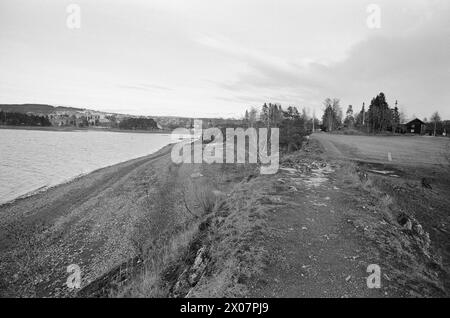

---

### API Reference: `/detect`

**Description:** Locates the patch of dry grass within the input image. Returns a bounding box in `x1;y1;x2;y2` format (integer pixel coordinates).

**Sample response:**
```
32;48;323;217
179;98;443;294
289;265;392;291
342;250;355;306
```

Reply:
192;183;218;216
186;178;270;297
117;221;199;297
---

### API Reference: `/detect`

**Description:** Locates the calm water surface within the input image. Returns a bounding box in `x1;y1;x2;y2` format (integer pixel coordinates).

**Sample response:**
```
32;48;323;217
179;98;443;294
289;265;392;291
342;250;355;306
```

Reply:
0;129;173;204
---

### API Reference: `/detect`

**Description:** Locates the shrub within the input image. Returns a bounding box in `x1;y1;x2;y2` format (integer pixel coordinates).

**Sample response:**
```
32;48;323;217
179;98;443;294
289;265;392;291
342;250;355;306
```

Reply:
279;118;307;152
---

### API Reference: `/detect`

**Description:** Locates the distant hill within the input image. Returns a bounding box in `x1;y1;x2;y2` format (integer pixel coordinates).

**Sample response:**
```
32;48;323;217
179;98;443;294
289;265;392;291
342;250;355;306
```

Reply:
0;104;83;114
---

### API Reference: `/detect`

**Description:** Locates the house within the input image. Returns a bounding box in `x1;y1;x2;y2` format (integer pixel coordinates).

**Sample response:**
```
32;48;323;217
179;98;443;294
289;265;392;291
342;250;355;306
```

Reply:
405;118;426;134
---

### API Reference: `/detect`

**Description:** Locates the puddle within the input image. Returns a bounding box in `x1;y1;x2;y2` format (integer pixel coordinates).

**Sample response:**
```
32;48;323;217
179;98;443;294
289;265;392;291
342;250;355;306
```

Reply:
369;170;401;178
369;170;395;175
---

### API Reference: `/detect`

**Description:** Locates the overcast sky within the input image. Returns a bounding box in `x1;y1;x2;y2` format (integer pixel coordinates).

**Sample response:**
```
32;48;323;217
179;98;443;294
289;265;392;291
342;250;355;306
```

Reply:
0;0;449;119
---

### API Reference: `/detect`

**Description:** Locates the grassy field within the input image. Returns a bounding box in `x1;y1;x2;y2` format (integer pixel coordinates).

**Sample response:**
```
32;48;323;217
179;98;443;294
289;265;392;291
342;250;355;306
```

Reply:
312;133;450;167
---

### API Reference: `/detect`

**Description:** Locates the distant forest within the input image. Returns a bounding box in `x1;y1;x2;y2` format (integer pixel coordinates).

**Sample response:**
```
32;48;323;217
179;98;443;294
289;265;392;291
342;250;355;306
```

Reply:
118;117;159;130
0;111;51;127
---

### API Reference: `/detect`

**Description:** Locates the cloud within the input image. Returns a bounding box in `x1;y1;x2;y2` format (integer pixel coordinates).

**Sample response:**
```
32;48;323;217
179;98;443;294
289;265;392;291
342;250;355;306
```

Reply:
199;1;450;118
195;34;329;105
118;83;174;92
1;0;449;118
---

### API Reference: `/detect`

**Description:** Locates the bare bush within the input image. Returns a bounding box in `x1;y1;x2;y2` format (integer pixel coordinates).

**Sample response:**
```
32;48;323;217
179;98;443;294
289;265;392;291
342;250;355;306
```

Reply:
193;183;217;215
181;187;200;219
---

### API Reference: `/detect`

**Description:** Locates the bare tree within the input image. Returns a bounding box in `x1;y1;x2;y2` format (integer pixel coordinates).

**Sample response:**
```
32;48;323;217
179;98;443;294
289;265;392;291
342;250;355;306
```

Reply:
322;98;342;132
431;111;441;136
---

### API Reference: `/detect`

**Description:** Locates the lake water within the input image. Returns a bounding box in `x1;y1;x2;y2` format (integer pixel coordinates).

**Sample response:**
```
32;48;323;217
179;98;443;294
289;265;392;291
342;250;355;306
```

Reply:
0;129;174;204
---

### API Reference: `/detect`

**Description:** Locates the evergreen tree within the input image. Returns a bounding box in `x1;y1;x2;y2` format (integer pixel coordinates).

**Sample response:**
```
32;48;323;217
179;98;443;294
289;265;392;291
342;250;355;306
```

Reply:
284;106;300;120
368;92;391;132
391;102;400;133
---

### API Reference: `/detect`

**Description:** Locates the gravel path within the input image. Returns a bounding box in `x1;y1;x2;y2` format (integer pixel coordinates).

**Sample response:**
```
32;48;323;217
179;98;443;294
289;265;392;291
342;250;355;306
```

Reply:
249;157;386;297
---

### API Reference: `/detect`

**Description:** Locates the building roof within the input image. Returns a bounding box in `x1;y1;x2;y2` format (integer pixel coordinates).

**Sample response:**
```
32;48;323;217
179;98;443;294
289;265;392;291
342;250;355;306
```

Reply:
406;118;426;125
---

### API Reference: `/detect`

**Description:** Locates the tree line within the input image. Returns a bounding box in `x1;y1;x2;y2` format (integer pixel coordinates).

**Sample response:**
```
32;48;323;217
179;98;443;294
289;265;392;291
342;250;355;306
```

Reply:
0;111;52;127
118;117;159;130
243;103;319;152
321;93;400;133
322;92;446;135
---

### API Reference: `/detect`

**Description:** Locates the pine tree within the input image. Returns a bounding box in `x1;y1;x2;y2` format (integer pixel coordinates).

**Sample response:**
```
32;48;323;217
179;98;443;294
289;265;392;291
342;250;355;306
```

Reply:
391;101;400;133
368;92;391;132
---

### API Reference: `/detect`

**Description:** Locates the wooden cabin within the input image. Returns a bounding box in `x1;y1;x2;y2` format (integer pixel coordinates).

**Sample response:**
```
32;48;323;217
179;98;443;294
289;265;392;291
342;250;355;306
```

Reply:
405;118;426;134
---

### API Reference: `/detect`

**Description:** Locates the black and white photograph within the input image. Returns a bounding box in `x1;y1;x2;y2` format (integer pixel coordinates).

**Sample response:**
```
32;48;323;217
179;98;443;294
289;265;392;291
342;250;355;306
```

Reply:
0;0;449;304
